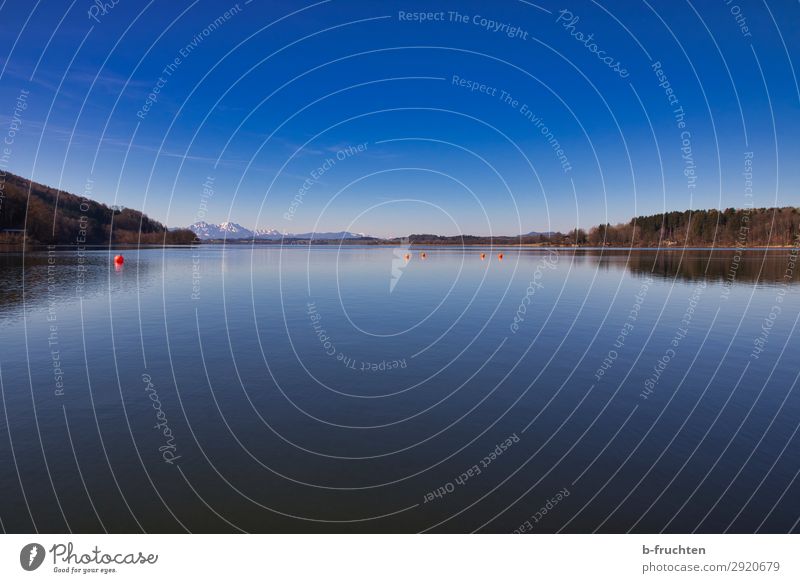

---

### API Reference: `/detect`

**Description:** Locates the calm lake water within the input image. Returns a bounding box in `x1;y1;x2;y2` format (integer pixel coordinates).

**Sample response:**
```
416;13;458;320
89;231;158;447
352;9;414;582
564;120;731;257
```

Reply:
1;246;799;533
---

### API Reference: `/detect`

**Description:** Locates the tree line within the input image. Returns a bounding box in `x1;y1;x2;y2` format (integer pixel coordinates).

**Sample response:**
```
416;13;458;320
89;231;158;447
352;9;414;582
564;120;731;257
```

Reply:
405;207;800;247
564;207;800;247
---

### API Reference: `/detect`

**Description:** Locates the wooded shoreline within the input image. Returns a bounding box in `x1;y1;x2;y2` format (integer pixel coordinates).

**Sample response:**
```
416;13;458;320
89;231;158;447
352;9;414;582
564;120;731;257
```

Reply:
2;171;798;248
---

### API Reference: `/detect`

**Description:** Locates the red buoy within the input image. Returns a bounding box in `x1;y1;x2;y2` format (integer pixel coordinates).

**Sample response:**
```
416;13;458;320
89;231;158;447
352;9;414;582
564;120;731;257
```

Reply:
114;254;124;265
497;253;504;260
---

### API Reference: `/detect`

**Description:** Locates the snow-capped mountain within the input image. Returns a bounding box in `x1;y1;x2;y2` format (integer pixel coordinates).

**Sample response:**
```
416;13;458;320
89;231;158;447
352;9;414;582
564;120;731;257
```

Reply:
188;221;368;240
254;228;283;239
291;231;368;239
189;221;254;239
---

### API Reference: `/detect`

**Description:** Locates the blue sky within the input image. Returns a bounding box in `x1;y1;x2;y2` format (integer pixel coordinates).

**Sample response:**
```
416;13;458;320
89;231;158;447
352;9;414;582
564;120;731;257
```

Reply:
0;0;798;237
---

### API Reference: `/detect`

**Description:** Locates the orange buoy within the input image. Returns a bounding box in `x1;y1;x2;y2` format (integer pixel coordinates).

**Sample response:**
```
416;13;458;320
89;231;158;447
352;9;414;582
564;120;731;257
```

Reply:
404;253;411;261
480;253;486;260
497;253;504;260
420;252;427;259
114;254;124;265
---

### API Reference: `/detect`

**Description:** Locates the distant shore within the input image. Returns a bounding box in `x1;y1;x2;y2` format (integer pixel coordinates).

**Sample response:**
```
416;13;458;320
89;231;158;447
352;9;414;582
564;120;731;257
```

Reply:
4;241;798;252
3;171;798;250
184;238;800;249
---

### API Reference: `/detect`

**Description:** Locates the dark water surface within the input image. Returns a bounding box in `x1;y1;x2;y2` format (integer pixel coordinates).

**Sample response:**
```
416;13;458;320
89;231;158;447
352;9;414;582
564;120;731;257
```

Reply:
1;246;799;533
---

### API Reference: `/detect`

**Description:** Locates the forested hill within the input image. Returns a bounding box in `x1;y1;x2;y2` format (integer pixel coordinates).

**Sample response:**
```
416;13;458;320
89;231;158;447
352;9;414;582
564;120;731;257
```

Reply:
0;171;196;245
591;207;800;247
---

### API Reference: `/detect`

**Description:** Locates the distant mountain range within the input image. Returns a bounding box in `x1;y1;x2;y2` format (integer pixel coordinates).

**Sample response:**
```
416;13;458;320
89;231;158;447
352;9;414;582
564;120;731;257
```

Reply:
188;221;368;240
186;222;561;241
